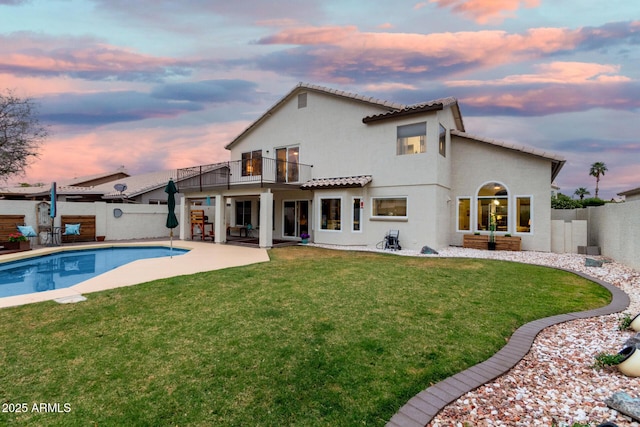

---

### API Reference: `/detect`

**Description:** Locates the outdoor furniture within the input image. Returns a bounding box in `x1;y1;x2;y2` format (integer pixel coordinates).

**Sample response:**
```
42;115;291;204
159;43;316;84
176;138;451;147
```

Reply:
60;215;96;243
384;230;401;250
227;226;248;237
190;210;212;240
62;223;81;243
17;224;38;248
246;224;255;238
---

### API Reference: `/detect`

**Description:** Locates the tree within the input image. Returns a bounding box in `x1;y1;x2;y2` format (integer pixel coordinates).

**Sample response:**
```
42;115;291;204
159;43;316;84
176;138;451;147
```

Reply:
574;187;590;200
0;90;48;180
589;162;608;199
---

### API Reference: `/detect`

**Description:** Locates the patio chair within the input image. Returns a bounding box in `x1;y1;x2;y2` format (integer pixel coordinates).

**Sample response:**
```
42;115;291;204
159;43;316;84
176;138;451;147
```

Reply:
17;224;38;248
62;223;81;243
246;223;255;238
384;230;401;250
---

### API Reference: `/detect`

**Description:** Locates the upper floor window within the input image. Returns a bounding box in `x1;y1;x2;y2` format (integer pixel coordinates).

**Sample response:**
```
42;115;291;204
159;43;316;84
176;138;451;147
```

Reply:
242;150;262;176
397;122;426;155
439;124;446;157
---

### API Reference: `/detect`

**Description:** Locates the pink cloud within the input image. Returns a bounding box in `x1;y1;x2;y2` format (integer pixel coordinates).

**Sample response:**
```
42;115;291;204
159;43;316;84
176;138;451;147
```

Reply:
259;25;585;68
0;33;187;81
430;0;541;24
446;61;632;86
18;121;246;186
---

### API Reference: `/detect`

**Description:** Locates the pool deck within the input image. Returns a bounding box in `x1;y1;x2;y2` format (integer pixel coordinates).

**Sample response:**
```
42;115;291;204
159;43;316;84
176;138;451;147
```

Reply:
0;240;270;309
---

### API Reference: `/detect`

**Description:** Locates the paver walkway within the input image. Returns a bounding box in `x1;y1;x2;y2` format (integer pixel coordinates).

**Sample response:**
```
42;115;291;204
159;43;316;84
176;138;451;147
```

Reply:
387;269;630;427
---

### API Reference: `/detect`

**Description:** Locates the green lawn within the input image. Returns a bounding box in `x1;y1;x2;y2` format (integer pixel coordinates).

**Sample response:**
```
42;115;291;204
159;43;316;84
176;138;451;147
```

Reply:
0;246;610;426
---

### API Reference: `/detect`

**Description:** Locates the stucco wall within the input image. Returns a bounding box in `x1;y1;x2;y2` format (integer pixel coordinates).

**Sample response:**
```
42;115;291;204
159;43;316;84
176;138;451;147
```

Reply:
552;202;640;270
0;200;181;241
449;137;553;252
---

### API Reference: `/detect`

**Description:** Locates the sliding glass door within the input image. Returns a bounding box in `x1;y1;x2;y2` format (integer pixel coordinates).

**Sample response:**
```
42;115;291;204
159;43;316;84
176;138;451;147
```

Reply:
283;200;309;237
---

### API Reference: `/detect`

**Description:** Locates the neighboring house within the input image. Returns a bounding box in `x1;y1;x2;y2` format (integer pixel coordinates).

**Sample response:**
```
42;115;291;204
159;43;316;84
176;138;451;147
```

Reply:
177;83;565;251
618;186;640;202
0;168;180;204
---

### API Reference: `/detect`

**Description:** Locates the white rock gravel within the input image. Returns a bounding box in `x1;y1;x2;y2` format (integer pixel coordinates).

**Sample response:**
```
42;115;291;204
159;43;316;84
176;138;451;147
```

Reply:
309;244;640;426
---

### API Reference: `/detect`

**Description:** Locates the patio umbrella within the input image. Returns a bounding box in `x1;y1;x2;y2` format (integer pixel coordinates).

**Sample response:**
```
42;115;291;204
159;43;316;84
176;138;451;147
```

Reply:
165;179;179;257
49;182;57;220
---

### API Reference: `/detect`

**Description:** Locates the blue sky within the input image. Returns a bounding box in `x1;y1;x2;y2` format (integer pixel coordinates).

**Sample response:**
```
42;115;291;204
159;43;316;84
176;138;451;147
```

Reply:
1;0;638;199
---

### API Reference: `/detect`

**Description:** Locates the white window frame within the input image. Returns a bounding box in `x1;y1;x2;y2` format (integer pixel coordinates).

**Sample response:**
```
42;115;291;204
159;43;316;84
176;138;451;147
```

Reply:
456;196;471;232
352;197;363;233
397;122;426;155
319;197;342;232
370;196;408;221
515;195;533;235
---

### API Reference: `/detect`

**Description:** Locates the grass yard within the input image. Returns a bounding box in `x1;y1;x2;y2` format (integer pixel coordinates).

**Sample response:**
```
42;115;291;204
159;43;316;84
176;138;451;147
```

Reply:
0;246;610;426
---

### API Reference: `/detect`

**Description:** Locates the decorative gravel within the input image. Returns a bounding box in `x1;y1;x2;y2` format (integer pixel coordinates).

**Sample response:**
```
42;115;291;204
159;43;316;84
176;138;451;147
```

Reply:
309;244;640;426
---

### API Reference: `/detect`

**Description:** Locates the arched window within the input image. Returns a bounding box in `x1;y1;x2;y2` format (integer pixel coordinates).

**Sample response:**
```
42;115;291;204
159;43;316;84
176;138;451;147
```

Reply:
477;182;509;232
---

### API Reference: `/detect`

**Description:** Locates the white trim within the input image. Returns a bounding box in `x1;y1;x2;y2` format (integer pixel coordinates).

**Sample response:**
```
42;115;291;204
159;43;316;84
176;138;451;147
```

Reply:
319;196;343;232
352;197;363;233
370;196;408;220
456;196;471;232
514;195;534;235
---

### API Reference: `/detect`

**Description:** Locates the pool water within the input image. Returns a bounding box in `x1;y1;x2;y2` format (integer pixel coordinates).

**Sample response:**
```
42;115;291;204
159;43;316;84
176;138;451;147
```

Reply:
0;246;188;298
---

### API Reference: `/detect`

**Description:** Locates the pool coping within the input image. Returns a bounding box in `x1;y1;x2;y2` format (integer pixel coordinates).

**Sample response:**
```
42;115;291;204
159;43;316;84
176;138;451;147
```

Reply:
0;240;270;309
386;268;630;427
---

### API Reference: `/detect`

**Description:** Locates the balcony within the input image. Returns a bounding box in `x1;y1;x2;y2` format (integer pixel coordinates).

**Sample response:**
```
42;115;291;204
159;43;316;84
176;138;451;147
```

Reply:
177;157;313;192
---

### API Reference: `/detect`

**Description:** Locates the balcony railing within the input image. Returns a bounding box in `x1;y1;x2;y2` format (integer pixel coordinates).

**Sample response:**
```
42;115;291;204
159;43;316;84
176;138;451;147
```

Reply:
177;157;313;192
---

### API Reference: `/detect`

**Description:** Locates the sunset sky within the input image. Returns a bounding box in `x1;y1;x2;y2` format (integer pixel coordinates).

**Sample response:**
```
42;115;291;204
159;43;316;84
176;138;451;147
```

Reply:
1;0;638;200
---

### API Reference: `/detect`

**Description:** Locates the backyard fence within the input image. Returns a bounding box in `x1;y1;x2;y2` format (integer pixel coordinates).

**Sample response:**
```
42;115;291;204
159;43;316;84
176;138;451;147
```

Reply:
0;200;182;243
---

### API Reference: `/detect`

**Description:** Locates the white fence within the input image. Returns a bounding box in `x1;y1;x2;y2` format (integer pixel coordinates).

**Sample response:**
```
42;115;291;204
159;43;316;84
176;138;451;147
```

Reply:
552;200;640;270
0;200;182;241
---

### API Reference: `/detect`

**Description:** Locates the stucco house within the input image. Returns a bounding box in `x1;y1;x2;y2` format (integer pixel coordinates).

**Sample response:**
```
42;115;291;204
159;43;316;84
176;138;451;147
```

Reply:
177;83;565;252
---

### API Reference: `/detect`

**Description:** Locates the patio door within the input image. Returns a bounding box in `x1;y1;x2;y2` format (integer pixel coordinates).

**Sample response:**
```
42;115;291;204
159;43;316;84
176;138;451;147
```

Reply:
276;147;299;183
283;200;309;238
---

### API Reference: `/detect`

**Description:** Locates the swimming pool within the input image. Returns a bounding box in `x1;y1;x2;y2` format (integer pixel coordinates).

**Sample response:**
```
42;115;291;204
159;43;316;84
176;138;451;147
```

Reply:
0;246;188;298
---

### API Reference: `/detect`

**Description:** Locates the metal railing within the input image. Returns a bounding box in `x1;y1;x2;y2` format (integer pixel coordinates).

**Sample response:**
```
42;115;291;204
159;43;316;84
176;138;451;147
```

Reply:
177;158;313;191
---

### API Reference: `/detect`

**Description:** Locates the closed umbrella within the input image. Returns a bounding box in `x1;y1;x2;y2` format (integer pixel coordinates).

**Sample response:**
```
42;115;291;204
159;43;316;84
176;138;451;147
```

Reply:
165;179;179;257
48;182;57;246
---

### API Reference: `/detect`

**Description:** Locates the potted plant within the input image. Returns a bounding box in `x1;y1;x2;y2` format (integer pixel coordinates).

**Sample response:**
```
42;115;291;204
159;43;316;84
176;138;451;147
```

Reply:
300;232;310;244
5;232;30;250
488;214;497;250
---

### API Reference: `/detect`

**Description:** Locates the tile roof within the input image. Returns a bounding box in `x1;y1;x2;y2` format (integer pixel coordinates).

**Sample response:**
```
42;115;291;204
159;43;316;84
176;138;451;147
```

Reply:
617;186;640;197
301;175;373;189
362;97;458;123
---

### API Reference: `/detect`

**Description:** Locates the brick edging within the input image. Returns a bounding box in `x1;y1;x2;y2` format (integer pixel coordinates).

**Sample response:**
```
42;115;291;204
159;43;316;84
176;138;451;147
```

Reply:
386;269;631;427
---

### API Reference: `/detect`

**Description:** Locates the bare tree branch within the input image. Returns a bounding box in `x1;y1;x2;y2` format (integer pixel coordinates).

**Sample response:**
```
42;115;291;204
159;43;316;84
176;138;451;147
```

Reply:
0;89;48;181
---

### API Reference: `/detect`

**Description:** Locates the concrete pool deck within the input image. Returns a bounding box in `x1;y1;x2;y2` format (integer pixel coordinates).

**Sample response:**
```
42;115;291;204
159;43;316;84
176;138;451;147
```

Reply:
0;240;270;309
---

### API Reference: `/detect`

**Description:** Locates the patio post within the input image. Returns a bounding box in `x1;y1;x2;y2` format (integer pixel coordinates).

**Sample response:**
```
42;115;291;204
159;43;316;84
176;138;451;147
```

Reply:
214;194;226;244
259;190;273;248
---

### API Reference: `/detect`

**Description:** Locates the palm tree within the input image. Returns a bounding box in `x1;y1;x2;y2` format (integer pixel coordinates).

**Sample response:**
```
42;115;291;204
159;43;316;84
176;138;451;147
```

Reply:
589;162;608;199
574;187;590;200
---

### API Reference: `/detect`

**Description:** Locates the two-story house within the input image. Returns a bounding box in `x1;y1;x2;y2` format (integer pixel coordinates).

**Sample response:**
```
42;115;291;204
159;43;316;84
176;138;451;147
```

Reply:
177;83;565;252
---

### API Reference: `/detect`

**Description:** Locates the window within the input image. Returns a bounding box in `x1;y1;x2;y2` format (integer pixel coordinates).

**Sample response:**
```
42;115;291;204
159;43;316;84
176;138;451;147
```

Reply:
276;147;299;183
372;197;407;218
439;124;446;157
457;197;470;231
397;122;426;155
236;200;251;225
477;182;508;232
298;93;307;109
516;197;532;233
241;150;262;176
321;198;341;230
352;198;362;231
